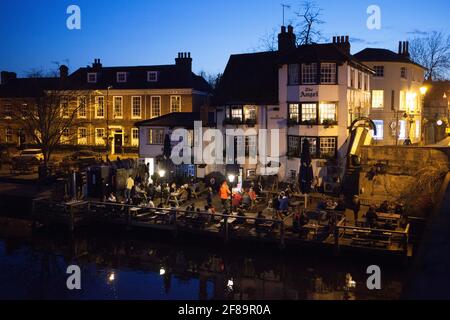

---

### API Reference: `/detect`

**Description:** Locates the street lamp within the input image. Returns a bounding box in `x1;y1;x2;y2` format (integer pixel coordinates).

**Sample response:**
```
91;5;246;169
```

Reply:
159;169;166;206
227;174;236;212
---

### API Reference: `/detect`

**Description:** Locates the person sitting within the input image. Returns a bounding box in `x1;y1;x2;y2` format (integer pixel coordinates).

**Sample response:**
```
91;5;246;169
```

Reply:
378;200;390;213
232;191;242;210
254;211;265;234
395;203;405;217
248;188;257;204
278;192;289;217
236;209;246;225
107;192;117;203
147;199;155;209
242;192;252;209
365;206;379;228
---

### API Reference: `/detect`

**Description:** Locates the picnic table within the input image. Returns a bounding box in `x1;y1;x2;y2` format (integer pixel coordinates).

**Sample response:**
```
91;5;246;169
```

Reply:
377;212;401;222
166;191;184;207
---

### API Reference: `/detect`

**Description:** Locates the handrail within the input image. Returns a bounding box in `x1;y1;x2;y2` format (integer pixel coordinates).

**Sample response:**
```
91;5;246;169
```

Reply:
337;223;409;236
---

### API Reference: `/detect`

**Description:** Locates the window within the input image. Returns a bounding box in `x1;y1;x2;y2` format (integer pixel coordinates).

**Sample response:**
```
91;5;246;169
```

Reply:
319;103;337;124
288;136;301;157
319;137;337;158
301;137;318;157
113;96;123;118
289;104;300;123
95;128;105;145
401;67;407;79
231;107;243;121
132;96;142;119
301;103;317;124
87;73;97;83
371;120;384;140
358;72;362;89
288;64;299;85
61;128;70;144
373;66;384;78
372;90;384;109
148;128;165;145
245;136;258;157
151;96;161;118
95;96;105;118
399;91;407;111
78;97;87;118
116;72;127;83
415;120;421;139
131;128;139;146
302;63;317;84
147;71;158;82
350;69;355;88
5;128;13;143
170;96;181;113
4;104;12;118
399;120;407;140
244;105;257;121
60;99;69;118
320;63;336;84
78;128;88;145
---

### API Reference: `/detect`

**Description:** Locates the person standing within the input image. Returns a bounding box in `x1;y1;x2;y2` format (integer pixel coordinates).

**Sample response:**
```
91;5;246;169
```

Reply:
125;175;134;203
352;195;361;225
220;181;231;211
206;187;213;208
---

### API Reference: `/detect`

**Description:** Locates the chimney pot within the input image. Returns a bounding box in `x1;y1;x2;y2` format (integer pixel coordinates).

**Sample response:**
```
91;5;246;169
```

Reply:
287;25;294;34
345;35;349;43
281;26;287;34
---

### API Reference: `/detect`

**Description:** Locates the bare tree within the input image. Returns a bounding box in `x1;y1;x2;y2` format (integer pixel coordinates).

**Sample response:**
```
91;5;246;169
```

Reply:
294;0;324;45
198;71;223;90
409;31;450;80
7;83;83;169
257;27;279;52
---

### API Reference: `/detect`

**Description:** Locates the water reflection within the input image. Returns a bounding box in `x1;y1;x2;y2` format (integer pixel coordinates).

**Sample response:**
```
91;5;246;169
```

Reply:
0;228;405;300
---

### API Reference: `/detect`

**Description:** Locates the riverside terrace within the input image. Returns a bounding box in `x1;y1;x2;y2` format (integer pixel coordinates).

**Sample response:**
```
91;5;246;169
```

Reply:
31;191;412;258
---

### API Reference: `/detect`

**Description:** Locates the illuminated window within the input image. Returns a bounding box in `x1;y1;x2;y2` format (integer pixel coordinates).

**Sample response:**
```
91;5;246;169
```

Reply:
95;96;104;118
78;127;88;145
114;96;123;118
302;63;317;84
147;71;158;82
60;99;69;118
148;128;165;145
78;97;87;118
319;137;337;158
132;96;142;119
5;128;13;143
320;63;336;84
398;120;407;139
4;104;12;118
301;137;317;157
399;91;406;111
87;73;97;83
373;66;384;78
116;72;127;83
289;104;299;122
244;105;256;121
61;128;70;144
372;90;384;109
131;128;139;146
371;120;384;140
151;96;161;118
170;96;181;113
95;128;105;145
231;107;243;120
288;64;299;85
319;103;337;124
301;103;317;124
415;120;421;139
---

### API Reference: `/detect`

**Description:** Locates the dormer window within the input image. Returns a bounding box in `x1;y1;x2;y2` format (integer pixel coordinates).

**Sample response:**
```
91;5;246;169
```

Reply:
117;72;127;83
147;71;158;82
87;72;97;83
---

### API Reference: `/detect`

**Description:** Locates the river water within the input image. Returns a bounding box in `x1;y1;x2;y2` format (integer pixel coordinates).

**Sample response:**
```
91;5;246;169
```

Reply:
0;224;408;300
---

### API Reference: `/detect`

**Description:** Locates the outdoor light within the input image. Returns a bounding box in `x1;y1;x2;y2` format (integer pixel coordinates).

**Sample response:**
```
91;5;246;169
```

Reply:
158;169;166;178
108;272;116;282
420;86;428;96
444;93;448;100
437;120;444;126
160;268;166;276
227;279;234;290
228;174;236;183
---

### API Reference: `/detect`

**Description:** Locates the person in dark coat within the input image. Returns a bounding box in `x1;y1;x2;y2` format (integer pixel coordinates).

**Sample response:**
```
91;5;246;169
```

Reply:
352;195;361;225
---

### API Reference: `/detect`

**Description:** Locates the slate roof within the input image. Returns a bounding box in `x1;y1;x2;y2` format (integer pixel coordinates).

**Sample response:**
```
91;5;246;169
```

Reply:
0;77;62;98
354;48;427;70
135;112;202;129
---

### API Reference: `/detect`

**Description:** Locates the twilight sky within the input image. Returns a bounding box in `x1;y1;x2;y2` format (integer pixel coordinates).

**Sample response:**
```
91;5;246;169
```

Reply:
0;0;448;77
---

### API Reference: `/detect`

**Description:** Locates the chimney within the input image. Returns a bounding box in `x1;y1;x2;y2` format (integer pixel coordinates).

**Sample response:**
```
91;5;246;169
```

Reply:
175;52;192;73
92;58;102;70
333;35;351;54
0;71;17;85
398;41;410;57
59;65;69;81
278;25;296;53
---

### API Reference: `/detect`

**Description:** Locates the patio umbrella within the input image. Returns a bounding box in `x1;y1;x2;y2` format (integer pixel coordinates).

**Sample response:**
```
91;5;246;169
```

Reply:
163;133;172;160
299;138;314;208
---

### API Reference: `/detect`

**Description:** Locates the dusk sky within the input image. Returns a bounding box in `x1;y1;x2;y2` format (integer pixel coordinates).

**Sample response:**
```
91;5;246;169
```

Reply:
0;0;448;77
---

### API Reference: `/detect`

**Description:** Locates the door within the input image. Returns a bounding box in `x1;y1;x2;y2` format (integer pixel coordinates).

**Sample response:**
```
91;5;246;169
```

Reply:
114;134;123;155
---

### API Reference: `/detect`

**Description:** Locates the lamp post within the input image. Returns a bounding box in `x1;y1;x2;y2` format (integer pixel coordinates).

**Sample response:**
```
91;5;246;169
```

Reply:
159;169;166;206
227;174;235;212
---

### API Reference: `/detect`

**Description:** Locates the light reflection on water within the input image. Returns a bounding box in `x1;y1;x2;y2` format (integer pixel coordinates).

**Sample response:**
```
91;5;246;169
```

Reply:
0;228;406;300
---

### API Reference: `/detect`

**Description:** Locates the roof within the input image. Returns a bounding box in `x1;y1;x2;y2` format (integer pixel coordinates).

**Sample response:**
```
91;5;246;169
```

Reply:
67;65;212;92
0;77;62;98
354;48;427;70
279;43;372;72
214;51;280;106
424;80;450;103
135;112;202;129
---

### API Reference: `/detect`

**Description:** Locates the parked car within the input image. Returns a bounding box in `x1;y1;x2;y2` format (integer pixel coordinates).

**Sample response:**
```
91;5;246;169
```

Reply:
15;149;44;164
62;150;102;168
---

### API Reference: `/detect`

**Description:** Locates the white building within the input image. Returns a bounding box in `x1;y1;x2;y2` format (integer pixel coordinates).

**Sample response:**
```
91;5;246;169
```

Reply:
355;42;427;146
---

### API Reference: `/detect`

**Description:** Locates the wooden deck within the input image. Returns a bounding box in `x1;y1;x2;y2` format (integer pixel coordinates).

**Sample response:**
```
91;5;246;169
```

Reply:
31;199;413;258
